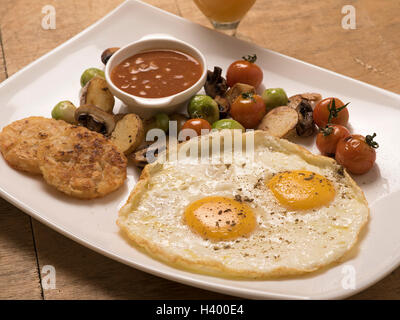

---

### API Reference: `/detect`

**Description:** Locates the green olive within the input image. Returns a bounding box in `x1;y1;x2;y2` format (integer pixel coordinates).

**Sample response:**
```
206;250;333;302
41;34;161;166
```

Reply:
212;119;245;131
51;101;77;124
145;113;170;134
155;113;169;133
188;95;219;124
262;88;288;112
80;68;105;87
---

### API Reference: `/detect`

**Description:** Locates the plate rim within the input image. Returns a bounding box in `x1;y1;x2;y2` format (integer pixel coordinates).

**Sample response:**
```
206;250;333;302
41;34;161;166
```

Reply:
0;0;399;300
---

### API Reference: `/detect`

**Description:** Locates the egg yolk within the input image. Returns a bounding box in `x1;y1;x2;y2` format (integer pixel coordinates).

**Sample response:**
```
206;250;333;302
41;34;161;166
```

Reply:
184;196;256;241
267;170;335;210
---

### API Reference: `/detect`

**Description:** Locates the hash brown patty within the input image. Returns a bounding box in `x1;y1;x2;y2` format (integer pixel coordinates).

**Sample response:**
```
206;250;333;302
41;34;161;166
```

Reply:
38;125;127;199
0;117;68;174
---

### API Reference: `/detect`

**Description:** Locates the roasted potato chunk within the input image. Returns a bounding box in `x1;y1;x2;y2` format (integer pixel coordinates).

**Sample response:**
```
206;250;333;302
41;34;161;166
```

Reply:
257;106;299;138
110;114;144;155
80;77;115;113
226;83;256;105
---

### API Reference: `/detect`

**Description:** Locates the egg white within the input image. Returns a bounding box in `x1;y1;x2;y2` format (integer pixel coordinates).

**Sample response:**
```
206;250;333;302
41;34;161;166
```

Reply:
118;130;369;278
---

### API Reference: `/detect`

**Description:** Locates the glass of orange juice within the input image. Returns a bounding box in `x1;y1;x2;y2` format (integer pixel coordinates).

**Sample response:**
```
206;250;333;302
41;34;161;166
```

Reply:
193;0;256;36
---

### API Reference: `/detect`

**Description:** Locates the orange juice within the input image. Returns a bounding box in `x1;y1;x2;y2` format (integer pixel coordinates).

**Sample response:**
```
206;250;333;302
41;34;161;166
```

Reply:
194;0;256;23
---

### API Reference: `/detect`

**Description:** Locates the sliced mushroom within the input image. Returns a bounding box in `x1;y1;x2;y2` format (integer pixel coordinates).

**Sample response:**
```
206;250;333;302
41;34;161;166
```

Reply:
204;67;230;118
101;47;120;65
130;149;148;168
80;77;115;113
214;95;230;118
131;137;171;167
75;105;116;136
204;66;228;98
289;92;322;109
295;100;315;137
287;95;317;137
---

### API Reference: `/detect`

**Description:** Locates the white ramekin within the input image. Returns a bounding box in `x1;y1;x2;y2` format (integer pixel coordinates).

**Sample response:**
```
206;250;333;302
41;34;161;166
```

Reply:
105;34;207;119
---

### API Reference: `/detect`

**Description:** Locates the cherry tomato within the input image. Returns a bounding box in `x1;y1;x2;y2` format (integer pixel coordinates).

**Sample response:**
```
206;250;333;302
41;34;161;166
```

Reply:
335;133;379;175
226;54;263;89
181;118;212;139
316;124;350;156
230;93;266;129
314;97;349;128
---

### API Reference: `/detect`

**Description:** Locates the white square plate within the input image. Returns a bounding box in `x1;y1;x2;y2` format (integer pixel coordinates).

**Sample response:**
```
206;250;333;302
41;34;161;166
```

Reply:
1;0;399;299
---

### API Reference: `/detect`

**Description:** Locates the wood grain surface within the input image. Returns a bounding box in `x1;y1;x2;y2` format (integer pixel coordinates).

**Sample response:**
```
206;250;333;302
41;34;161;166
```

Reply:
0;0;399;300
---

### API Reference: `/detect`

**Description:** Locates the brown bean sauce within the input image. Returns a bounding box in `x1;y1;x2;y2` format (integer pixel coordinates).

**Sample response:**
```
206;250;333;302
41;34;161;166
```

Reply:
111;50;202;98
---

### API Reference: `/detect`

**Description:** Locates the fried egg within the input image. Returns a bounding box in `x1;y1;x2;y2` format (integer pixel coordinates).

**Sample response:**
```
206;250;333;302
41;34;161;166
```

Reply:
184;196;256;241
267;170;336;210
118;130;369;278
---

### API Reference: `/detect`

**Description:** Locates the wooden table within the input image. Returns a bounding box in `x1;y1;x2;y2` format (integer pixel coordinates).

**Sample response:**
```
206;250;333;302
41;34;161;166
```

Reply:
0;0;399;300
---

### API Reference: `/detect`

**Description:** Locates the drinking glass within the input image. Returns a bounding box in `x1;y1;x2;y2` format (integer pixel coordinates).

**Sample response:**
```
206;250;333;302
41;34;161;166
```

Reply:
193;0;256;36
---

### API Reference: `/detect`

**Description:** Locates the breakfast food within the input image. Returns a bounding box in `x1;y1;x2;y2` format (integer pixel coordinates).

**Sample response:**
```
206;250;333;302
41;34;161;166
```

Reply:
110;50;202;98
73;50;380;174
293;98;315;137
288;92;322;109
131;136;172;168
257;106;299;138
262;88;289;112
51;101;77;124
204;66;228;99
38;125;127;199
0;117;69;174
226;54;263;88
212;119;245;131
80;77;115;113
101;47;119;65
312;96;379;174
225;83;256;106
80;67;105;87
111;113;145;154
118;130;369;278
230;92;266;129
46;49;380;177
335;133;378;175
181;118;212;138
0;116;127;199
316;124;350;156
144;113;170;134
188;95;220;125
314;97;349;128
75;105;116;135
0;40;380;283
